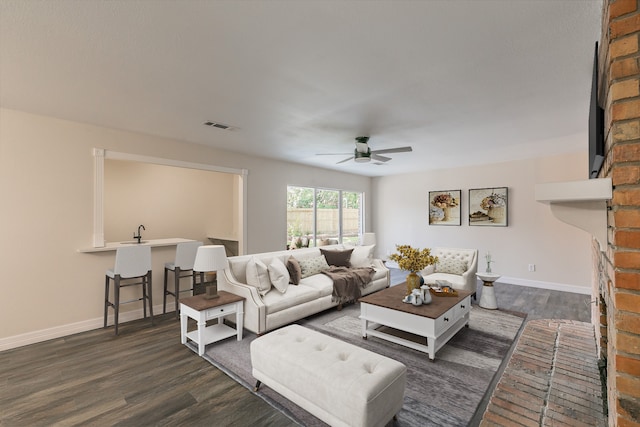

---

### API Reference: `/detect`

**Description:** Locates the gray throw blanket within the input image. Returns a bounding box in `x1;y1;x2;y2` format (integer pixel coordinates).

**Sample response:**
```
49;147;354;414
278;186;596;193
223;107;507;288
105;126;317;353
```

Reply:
322;266;376;304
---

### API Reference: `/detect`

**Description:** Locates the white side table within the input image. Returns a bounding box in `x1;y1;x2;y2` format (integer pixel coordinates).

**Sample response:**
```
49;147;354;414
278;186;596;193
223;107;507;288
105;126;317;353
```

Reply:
476;272;500;310
180;291;244;356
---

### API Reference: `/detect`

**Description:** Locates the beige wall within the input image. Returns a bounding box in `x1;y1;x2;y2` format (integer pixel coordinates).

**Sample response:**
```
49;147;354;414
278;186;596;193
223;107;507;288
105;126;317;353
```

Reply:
0;107;593;348
0;108;372;345
372;150;592;290
104;159;235;243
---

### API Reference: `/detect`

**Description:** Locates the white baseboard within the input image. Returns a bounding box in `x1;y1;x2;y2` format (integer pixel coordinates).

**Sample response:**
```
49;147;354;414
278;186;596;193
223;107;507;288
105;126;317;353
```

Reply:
1;276;591;352
388;265;592;296
0;303;172;352
497;276;592;295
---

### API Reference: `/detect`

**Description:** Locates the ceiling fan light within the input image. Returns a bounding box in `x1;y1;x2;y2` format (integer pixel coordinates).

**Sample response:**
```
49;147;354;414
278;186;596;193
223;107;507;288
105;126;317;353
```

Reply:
354;150;371;162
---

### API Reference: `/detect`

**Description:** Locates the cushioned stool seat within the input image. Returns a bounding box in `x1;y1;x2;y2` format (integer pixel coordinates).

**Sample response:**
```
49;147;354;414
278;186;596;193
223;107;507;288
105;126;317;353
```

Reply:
251;324;406;427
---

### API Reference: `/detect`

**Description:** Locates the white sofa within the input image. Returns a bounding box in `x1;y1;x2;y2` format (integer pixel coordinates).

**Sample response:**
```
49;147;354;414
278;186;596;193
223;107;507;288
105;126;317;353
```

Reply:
218;245;389;335
420;247;479;294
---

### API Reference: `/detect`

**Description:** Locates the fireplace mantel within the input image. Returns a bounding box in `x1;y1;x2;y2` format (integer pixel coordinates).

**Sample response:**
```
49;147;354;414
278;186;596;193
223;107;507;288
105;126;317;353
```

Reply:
535;178;612;251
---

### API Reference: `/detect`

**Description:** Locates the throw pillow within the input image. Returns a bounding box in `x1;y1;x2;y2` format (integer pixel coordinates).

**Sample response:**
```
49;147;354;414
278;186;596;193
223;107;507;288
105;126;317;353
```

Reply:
286;256;302;285
320;248;354;268
268;258;290;293
298;255;330;278
436;258;468;275
246;257;271;296
349;245;375;268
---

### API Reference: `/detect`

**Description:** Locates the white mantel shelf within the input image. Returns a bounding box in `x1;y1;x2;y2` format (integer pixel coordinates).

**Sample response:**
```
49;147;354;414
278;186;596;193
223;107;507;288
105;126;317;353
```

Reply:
535;178;612;251
535;178;612;202
78;238;197;253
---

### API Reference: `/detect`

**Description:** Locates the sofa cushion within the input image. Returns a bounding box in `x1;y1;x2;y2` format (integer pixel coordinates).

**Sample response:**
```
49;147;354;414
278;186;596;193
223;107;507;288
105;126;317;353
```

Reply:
246;257;272;296
436;258;468;275
262;283;321;315
299;255;330;278
298;273;334;297
347;245;375;268
320;248;353;268
268;258;290;293
286;256;302;285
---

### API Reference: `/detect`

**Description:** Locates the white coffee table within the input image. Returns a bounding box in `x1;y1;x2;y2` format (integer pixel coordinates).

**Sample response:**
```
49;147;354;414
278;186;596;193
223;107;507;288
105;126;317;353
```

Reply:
359;285;471;360
477;272;500;310
180;291;244;356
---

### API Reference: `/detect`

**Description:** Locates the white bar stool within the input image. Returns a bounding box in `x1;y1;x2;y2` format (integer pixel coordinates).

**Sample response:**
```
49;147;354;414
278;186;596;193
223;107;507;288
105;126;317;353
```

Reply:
163;241;203;318
104;245;154;335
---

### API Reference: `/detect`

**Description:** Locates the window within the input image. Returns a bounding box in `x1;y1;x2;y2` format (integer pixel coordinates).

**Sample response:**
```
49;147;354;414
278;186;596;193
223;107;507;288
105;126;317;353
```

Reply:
286;186;363;248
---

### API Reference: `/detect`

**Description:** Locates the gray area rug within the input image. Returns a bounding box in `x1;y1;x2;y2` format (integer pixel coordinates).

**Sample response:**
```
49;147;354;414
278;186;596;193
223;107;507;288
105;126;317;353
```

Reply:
204;303;525;427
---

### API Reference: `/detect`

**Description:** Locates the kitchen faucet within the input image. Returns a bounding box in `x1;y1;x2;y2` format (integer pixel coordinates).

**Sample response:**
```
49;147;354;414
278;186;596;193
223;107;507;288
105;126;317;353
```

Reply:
133;224;145;243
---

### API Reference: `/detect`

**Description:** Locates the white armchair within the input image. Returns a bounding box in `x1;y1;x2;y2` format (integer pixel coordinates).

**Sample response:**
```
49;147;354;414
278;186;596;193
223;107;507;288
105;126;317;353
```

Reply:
420;247;478;295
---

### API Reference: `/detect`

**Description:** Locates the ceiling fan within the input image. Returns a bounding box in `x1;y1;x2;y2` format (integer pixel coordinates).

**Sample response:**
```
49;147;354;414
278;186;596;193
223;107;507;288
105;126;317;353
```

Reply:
317;136;413;164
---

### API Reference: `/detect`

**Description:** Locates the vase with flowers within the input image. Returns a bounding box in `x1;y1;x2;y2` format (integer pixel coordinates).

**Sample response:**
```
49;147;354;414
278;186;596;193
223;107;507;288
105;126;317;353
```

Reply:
389;244;439;295
432;193;458;221
480;192;506;222
485;251;494;273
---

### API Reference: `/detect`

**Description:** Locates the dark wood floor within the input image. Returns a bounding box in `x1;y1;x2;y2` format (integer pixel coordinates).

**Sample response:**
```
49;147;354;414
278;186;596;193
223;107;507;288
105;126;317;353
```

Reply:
0;269;590;426
0;314;297;427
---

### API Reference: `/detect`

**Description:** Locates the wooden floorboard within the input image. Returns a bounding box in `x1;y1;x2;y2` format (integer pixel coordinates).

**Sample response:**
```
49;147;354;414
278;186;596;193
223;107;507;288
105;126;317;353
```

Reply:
1;269;591;426
0;313;298;427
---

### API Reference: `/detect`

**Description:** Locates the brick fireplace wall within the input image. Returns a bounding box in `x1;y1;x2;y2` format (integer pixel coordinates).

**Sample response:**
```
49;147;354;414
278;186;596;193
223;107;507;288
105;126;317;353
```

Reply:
596;1;640;425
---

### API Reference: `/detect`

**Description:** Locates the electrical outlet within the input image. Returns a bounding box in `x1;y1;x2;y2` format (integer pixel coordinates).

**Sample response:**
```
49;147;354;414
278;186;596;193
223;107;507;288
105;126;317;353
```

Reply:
528;264;535;272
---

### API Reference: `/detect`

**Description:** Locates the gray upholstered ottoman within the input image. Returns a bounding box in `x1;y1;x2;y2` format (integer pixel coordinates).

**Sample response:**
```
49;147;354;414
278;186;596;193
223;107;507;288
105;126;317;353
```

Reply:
251;324;406;427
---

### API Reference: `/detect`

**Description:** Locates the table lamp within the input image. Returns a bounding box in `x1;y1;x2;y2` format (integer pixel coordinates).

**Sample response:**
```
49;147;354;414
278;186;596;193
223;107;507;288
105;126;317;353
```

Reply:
360;232;376;246
193;245;227;299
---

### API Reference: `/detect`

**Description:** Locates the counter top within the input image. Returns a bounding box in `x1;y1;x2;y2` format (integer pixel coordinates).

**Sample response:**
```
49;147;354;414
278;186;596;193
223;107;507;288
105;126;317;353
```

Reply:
78;238;197;253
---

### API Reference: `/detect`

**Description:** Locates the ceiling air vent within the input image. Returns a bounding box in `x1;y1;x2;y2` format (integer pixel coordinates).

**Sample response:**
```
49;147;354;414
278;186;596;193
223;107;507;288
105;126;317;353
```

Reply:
203;121;233;130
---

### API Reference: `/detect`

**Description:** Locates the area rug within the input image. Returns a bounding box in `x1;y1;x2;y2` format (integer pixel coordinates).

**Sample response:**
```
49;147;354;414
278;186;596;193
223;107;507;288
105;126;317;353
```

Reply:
203;303;525;427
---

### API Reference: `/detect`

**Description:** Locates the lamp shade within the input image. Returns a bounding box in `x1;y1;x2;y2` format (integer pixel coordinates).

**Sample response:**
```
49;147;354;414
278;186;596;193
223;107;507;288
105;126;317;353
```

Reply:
193;245;227;272
360;232;376;246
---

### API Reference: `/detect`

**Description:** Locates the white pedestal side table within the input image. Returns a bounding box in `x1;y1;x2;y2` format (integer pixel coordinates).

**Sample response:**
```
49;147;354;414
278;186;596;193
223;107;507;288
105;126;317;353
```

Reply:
476;272;500;310
180;291;244;356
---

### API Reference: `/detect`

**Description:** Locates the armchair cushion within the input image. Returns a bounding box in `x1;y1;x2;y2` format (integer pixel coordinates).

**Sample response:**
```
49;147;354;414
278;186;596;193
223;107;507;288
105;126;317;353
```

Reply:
436;258;468;275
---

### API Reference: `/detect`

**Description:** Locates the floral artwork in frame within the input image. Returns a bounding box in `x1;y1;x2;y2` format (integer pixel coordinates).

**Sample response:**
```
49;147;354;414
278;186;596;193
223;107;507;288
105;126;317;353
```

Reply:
469;187;508;226
428;190;461;226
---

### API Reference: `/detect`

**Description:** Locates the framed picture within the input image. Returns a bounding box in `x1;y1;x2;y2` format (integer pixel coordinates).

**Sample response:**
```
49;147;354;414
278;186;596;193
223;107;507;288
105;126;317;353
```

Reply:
428;190;461;226
469;187;508;226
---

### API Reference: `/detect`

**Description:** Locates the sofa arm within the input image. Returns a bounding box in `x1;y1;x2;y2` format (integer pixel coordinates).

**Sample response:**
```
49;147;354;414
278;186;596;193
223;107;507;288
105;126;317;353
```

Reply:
218;269;267;334
371;258;391;287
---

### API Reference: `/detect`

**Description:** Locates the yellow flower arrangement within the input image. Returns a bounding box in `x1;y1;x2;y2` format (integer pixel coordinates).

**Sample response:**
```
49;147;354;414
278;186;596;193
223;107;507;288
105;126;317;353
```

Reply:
389;244;438;273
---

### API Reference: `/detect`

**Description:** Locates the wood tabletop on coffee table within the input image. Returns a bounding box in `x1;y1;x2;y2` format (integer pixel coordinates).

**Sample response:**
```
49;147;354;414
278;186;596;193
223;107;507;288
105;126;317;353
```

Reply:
359;284;472;319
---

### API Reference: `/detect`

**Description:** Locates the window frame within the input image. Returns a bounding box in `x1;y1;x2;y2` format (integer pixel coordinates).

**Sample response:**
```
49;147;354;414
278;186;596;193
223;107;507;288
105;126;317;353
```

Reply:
286;185;364;248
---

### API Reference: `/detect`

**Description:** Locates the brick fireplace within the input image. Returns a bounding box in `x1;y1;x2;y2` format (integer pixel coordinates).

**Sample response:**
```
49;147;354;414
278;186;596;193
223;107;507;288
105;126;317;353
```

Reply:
595;1;640;425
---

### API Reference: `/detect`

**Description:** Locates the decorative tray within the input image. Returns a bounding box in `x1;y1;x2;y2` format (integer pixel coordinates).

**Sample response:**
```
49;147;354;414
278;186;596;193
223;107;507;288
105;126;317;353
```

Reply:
429;285;458;297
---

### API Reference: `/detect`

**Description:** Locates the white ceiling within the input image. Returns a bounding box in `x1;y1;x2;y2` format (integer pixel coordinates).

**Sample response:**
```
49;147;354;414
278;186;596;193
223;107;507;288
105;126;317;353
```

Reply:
0;0;602;177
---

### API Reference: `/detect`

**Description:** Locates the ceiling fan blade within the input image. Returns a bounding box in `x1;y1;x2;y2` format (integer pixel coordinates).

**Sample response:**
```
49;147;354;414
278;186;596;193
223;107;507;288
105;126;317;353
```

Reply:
316;152;352;156
372;146;413;155
337;156;354;164
371;153;392;162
